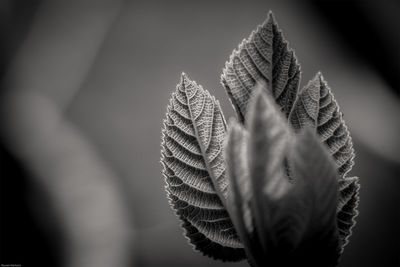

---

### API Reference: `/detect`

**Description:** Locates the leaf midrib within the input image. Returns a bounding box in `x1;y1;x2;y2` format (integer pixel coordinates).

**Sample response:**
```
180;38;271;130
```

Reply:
185;83;228;210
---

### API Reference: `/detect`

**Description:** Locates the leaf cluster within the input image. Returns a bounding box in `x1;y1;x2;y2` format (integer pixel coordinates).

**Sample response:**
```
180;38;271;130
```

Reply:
161;12;359;267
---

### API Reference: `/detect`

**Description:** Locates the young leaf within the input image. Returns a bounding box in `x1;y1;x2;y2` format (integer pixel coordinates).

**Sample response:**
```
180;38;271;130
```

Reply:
160;12;360;266
225;121;253;235
161;73;245;261
284;128;340;267
287;72;359;252
224;90;341;266
224;120;260;265
221;11;300;122
289;73;355;177
246;87;292;254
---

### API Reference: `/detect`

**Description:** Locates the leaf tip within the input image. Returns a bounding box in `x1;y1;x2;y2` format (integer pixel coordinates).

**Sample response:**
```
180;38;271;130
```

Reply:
304;72;325;96
180;71;190;84
179;72;199;95
251;85;268;115
315;71;325;83
267;10;276;24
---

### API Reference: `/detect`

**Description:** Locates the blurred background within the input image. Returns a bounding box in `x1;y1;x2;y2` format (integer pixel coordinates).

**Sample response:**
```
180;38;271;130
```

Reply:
0;0;399;266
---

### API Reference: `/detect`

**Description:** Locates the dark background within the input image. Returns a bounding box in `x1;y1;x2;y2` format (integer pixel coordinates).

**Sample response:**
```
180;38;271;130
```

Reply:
1;0;399;266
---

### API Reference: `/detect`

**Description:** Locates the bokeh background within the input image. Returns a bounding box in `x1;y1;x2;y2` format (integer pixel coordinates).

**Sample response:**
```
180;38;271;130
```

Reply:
1;0;399;266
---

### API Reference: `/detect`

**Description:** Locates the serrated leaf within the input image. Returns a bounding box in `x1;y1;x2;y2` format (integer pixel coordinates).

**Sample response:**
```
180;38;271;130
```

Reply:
161;12;359;266
161;73;245;261
221;11;300;122
338;177;359;212
337;177;360;252
289;72;355;177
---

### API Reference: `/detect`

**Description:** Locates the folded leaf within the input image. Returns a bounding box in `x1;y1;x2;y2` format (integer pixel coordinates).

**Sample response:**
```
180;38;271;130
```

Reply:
289;72;355;177
225;121;253;235
225;120;260;265
229;90;341;266
284;128;340;266
246;87;292;254
221;11;300;122
161;73;245;261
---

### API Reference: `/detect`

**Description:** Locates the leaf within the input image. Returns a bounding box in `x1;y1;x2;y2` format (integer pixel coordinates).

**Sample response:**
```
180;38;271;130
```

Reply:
291;130;340;235
337;177;360;252
225;121;253;235
221;11;301;122
285;128;341;266
161;12;360;265
161;73;245;261
224;90;341;266
338;177;359;212
247;90;340;260
246;87;292;254
224;120;260;265
289;72;355;177
288;72;359;253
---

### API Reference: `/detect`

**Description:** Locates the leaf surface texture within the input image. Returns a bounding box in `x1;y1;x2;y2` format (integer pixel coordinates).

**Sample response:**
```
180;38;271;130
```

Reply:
221;12;300;122
160;11;360;265
289;73;355;178
161;73;245;261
